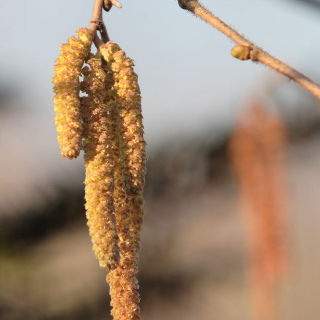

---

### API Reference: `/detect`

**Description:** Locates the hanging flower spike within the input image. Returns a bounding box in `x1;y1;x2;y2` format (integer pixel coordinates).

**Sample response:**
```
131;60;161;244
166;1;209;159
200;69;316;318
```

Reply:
100;59;140;319
100;41;146;320
101;42;146;243
107;100;141;320
111;45;146;250
81;56;120;271
101;42;147;196
53;1;147;318
52;28;93;159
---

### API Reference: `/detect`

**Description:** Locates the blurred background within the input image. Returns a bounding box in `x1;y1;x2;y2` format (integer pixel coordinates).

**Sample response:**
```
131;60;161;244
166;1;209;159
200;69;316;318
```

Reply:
1;0;320;319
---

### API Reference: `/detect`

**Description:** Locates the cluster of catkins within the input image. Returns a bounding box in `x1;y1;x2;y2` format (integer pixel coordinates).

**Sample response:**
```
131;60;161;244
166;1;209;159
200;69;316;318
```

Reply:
52;28;146;320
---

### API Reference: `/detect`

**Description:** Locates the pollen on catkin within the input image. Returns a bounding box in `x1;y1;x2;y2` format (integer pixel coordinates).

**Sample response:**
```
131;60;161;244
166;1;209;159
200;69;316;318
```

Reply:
53;17;147;320
100;42;147;196
107;106;142;320
80;56;120;270
100;42;146;320
52;28;93;159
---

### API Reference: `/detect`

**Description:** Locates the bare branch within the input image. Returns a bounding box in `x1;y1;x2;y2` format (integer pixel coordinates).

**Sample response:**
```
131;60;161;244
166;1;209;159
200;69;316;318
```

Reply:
89;0;104;32
178;0;320;100
89;0;111;50
93;33;104;49
100;22;110;43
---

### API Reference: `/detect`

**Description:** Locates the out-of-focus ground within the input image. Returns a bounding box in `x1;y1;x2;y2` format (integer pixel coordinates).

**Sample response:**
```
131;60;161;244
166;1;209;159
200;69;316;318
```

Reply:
1;81;320;320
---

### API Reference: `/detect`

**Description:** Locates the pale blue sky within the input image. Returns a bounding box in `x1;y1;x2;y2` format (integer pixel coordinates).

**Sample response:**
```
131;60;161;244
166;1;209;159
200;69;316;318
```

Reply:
0;0;320;147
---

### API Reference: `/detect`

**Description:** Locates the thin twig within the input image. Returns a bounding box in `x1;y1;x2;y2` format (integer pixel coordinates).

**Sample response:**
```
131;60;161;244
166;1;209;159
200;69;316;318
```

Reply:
93;33;104;49
89;0;104;32
100;22;110;43
89;0;111;50
178;0;320;100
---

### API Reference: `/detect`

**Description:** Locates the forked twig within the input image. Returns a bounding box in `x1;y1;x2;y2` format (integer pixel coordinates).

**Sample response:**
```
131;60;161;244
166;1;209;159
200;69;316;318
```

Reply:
89;0;104;32
89;0;112;48
178;0;320;100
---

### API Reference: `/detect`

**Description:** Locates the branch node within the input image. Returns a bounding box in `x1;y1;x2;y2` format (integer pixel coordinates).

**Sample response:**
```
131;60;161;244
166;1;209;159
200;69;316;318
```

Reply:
89;0;104;32
250;47;259;62
90;20;104;33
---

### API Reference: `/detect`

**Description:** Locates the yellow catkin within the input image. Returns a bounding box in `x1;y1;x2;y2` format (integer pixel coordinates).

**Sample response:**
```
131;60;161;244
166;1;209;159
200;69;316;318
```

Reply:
100;42;146;320
101;42;147;196
80;56;120;270
53;28;93;159
108;115;141;320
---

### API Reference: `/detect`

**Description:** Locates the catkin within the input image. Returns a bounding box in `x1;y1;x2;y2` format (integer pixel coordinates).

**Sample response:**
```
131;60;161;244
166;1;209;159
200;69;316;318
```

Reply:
101;42;147;196
100;42;146;320
53;31;147;319
103;60;141;319
53;28;93;159
108;108;141;320
81;56;120;270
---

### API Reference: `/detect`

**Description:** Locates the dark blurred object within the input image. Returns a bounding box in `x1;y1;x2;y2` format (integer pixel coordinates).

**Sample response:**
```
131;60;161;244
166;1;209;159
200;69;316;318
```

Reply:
0;82;18;112
288;0;320;9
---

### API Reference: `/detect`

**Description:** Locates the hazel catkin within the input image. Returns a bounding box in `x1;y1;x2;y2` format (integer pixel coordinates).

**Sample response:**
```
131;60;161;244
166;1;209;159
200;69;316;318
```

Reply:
53;22;147;320
81;56;120;270
100;42;147;196
100;41;146;320
52;28;93;159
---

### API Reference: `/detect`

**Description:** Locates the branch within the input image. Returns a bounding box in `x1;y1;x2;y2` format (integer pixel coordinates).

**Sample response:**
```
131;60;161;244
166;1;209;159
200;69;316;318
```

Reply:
89;0;111;49
93;32;105;49
178;0;320;100
89;0;104;32
100;22;110;43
